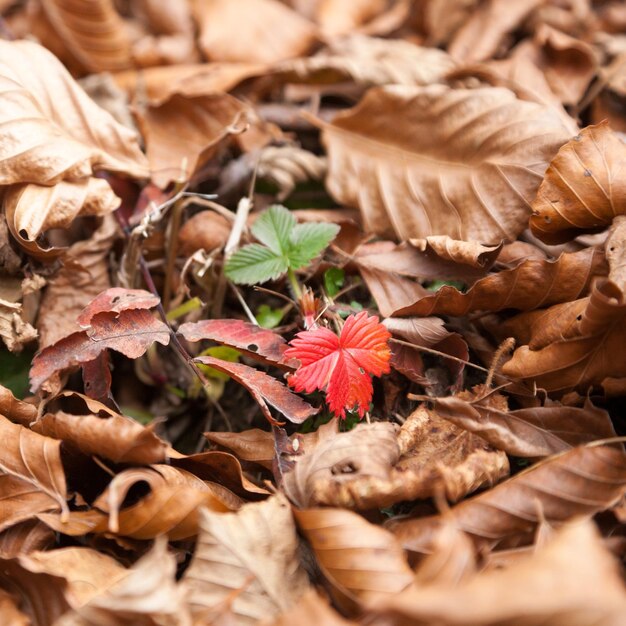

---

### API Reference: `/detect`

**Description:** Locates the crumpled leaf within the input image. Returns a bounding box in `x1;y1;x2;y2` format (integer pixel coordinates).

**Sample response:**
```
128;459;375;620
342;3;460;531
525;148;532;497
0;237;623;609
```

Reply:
410;236;502;269
39;465;240;540
394;246;607;317
40;0;132;72
369;521;626;626
134;92;250;188
293;507;413;613
182;494;310;625
32;393;168;465
275;34;456;88
389;443;626;553
0;384;37;426
434;390;617;458
180;318;294;367
0;276;40;352
0;520;54;559
502;281;626;393
317;84;572;244
54;538;191;626
193;0;317;64
0;588;29;626
284;311;391;418
194;356;318;424
530;122;626;244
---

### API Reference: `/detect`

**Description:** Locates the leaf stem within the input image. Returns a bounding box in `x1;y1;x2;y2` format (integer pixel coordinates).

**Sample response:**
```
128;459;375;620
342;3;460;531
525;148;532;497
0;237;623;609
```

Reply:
287;267;302;299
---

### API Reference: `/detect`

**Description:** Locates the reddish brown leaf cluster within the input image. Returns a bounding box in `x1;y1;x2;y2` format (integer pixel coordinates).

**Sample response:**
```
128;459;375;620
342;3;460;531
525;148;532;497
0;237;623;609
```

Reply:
3;1;626;625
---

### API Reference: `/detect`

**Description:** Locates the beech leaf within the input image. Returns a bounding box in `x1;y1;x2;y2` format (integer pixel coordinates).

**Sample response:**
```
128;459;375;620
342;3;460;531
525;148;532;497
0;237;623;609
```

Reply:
284;311;391;418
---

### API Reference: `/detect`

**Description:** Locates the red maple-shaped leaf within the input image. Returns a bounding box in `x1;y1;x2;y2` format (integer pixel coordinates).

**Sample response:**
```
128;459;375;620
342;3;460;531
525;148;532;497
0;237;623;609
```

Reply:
283;311;391;418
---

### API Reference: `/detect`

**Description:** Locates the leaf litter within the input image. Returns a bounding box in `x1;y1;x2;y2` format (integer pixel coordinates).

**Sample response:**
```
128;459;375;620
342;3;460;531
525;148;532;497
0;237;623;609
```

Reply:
1;2;626;624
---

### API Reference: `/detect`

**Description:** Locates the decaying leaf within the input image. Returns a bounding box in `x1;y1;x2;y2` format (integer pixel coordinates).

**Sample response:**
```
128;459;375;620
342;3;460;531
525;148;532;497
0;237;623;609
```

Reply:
530;122;626;243
0;276;40;352
182;494;310;625
317;84;572;244
389;443;626;552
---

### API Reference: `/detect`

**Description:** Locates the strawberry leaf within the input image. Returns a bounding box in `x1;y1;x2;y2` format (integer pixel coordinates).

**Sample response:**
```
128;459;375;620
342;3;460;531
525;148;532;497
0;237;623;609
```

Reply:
288;222;340;269
284;311;391;418
224;244;288;285
251;204;295;254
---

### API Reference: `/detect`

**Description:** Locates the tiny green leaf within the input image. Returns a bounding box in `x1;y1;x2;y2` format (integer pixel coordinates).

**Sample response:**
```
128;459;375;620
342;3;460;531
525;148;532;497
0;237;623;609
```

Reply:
251;205;295;255
224;244;288;285
324;267;345;297
256;304;285;329
288;222;340;269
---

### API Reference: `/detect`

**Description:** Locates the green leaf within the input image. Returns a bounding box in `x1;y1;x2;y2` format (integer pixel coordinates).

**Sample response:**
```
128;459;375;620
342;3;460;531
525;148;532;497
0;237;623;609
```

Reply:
324;267;345;297
198;346;241;381
256;304;285;329
251;205;295;255
225;244;288;285
287;222;340;269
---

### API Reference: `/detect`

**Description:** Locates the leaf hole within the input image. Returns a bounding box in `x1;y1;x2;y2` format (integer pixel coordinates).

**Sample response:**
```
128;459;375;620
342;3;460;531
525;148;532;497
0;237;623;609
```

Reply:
111;296;121;304
331;461;358;475
18;229;30;240
247;344;259;352
576;314;582;321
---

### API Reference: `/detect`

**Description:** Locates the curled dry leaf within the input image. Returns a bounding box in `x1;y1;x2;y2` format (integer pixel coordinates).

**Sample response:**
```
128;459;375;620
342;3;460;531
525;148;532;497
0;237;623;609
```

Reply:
193;0;317;64
530;122;626;244
433;393;617;458
134;92;250;188
0;413;68;520
40;0;132;72
276;34;456;88
410;236;502;270
39;465;241;541
30;309;170;392
178;210;232;255
394;246;606;317
0;588;29;626
0;40;148;184
54;538;192;626
0;276;40;352
448;0;543;63
0;520;55;559
194;356;318;424
369;521;626;626
0;385;37;427
180;318;293;367
318;84;572;244
389;443;626;553
182;494;310;625
293;507;413;613
502;281;626;393
76;288;160;327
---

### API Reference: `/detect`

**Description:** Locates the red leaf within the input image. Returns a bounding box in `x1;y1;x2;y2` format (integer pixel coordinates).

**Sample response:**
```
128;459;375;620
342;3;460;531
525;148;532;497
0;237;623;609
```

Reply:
284;311;391;418
30;310;170;392
76;288;160;327
179;319;296;368
194;356;318;425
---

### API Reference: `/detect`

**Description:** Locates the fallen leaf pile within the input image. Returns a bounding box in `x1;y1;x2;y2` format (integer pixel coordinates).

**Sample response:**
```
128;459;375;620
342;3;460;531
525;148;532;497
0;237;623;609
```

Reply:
2;1;626;624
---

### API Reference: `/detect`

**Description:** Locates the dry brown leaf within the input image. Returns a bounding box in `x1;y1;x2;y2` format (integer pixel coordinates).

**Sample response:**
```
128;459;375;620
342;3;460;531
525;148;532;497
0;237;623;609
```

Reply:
54;538;191;626
530;122;626;244
178;210;232;255
318;84;572;244
502;281;626;393
40;465;240;541
410;236;502;269
0;588;29;626
394;246;607;317
112;62;267;103
262;589;357;626
134;92;249;188
37;217;117;348
422;0;479;46
40;0;132;72
369;521;626;626
293;507;412;613
0;520;55;558
32;398;168;465
0;385;37;427
0;40;147;185
0;413;68;519
182;494;310;625
389;443;626;553
433;393;617;458
606;215;626;292
276;34;456;88
448;0;543;63
19;546;127;607
315;0;387;35
193;0;317;64
284;408;507;509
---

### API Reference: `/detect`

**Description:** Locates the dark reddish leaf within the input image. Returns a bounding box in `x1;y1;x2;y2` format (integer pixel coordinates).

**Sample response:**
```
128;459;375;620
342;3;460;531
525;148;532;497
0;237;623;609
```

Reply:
179;318;296;367
194;356;318;424
30;309;170;392
76;288;160;327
